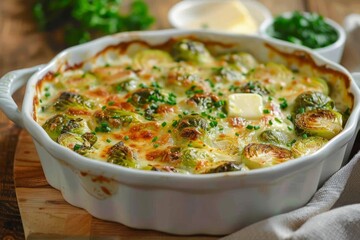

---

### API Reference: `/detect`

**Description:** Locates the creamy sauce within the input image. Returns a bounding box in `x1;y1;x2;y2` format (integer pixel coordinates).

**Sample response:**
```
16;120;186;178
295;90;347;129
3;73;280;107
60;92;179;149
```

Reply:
34;38;347;174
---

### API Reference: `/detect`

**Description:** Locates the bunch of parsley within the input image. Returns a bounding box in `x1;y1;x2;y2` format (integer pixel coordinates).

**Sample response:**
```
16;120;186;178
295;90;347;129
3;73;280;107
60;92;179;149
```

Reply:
33;0;155;46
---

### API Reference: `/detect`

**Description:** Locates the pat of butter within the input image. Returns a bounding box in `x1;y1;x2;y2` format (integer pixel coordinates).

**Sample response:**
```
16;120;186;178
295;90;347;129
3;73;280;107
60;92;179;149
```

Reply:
228;93;263;119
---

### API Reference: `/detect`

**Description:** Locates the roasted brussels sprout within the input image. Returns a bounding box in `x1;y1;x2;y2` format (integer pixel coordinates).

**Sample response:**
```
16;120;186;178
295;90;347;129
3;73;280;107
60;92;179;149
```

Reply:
57;132;97;155
218;52;258;72
42;114;89;141
305;77;330;96
229;81;269;96
291;136;328;158
81;132;98;147
293;91;334;114
180;147;210;170
107;141;136;168
247;62;294;86
130;88;164;107
52;92;94;111
202;161;241;174
241;143;293;169
171;39;213;64
294;109;343;139
133;49;173;70
187;93;224;110
259;130;290;145
212;67;244;83
112;78;138;93
94;107;138;129
58;133;84;150
177;114;209;140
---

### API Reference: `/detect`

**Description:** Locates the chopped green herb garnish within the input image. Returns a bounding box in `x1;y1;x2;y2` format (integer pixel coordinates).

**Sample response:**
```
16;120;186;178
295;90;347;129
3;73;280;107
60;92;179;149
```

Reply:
302;133;308;139
161;122;167;127
269;120;273;125
210;120;218;128
153;143;159;148
279;98;288;109
152;136;158;142
288;126;293;131
124;136;129;141
263;109;270;114
139;83;148;88
218;113;227;118
246;125;254;130
275;118;282;123
205;79;215;88
152;65;161;71
106;139;111;143
254;125;260;130
73;144;82;151
151;81;161;88
172;120;178;127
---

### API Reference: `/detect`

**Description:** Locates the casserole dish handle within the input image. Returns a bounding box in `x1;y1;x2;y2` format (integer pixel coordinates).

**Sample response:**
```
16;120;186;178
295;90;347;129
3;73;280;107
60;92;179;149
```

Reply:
0;65;45;127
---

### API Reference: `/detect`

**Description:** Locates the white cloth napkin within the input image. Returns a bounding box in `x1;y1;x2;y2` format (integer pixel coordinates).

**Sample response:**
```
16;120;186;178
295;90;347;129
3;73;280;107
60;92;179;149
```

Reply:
221;150;360;240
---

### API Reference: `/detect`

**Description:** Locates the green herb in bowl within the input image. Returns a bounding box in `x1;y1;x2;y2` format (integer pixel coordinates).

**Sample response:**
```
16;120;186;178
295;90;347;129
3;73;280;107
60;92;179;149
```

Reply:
266;11;338;49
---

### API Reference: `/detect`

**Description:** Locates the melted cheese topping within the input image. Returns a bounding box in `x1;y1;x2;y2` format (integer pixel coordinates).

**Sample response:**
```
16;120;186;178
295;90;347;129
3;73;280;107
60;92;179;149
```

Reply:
35;38;349;174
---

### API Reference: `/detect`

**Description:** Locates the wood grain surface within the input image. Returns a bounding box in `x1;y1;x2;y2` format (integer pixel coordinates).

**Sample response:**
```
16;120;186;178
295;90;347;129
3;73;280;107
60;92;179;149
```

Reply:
1;0;360;239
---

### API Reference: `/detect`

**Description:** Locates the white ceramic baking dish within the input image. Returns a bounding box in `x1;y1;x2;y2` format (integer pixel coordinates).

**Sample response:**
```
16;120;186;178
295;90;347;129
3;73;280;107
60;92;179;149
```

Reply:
1;30;360;235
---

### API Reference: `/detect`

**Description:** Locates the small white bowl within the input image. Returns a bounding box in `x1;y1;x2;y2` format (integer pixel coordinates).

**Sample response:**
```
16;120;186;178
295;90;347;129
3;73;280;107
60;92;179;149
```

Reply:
259;13;346;63
168;0;272;35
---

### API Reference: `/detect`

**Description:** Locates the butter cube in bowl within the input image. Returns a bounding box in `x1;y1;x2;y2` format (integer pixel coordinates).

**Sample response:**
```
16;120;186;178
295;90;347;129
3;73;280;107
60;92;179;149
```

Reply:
168;0;272;34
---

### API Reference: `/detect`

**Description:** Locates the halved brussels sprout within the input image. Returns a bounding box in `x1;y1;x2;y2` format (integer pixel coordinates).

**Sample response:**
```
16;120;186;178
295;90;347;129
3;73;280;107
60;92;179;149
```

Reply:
171;39;213;64
107;141;136;168
293;91;334;114
241;143;293;169
202;161;242;174
218;52;258;72
258;130;290;145
305;77;330;96
177;114;209;141
291;136;328;158
180;147;211;170
58;132;84;150
53;92;94;111
42;114;89;141
133;49;173;70
229;81;269;96
57;132;96;155
247;62;294;85
187;93;223;110
93;107;138;129
212;67;244;83
294;109;343;139
130;88;164;107
112;78;138;93
55;72;98;90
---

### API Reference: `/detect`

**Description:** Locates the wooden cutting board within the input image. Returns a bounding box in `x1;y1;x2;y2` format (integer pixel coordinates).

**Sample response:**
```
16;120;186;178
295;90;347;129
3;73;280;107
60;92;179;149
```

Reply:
13;130;217;240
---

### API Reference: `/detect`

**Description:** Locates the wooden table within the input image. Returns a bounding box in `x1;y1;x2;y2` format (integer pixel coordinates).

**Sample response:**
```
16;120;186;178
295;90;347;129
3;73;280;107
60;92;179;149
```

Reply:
1;0;360;239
